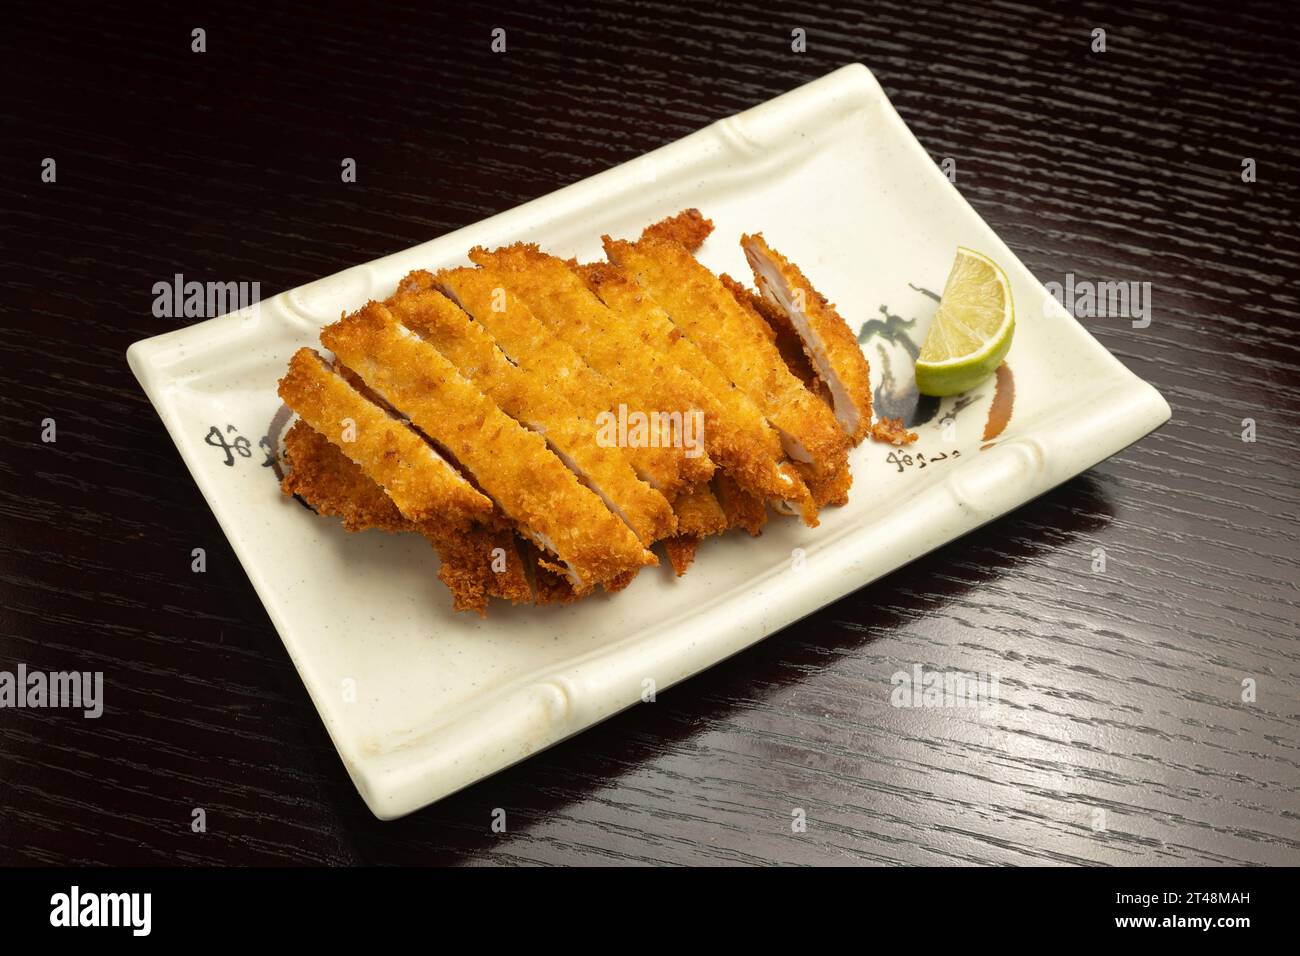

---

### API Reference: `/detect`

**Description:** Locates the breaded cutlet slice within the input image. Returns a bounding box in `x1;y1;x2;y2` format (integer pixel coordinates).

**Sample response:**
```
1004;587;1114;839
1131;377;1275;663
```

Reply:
320;303;656;590
281;419;411;533
671;483;728;539
421;520;533;614
640;207;715;251
741;233;874;445
580;261;814;520
663;536;702;576
659;484;728;577
713;472;769;537
715;278;853;506
720;274;822;395
393;269;437;297
466;244;717;491
436;265;687;499
523;541;583;605
277;349;493;526
386;286;676;546
276;361;527;612
604;235;849;485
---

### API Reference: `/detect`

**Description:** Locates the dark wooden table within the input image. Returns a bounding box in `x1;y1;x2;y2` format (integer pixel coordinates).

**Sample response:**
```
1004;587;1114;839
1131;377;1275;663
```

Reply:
2;0;1297;866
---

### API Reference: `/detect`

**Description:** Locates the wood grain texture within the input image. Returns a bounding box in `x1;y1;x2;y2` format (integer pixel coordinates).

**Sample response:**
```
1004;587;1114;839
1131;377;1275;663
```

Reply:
1;0;1297;865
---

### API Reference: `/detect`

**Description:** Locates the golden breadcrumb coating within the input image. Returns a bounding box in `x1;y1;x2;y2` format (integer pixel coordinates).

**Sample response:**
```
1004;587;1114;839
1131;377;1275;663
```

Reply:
661;485;728;576
466;243;717;492
436;265;687;499
640;208;715;251
579;260;816;520
720;274;818;390
393;269;437;297
671;483;728;538
603;568;640;593
803;463;852;508
603;234;849;489
277;349;493;526
870;417;919;446
741;233;874;445
663;535;702;576
281;420;411;533
521;542;582;605
386;285;677;546
418;520;533;614
713;472;769;536
320;303;655;590
278;419;527;614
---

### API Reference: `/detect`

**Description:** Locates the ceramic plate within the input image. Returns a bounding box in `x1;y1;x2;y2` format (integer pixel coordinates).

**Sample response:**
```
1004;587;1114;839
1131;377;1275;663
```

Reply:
127;64;1170;819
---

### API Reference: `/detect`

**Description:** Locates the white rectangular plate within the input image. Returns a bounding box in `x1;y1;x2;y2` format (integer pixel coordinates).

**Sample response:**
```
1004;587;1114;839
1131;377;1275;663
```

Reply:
128;64;1170;819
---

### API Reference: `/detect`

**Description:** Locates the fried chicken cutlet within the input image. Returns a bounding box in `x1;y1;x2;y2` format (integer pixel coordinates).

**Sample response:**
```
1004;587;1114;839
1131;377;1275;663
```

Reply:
274;210;889;612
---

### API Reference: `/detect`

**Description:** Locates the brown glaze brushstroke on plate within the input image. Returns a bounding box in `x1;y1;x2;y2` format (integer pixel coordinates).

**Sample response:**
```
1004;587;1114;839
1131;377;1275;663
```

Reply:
981;364;1015;446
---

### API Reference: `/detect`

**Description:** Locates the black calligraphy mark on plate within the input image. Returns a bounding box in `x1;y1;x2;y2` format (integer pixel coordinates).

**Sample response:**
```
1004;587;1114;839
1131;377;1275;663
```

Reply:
908;282;941;304
204;425;253;467
886;448;961;475
859;285;945;429
936;393;982;432
858;305;920;357
260;402;296;479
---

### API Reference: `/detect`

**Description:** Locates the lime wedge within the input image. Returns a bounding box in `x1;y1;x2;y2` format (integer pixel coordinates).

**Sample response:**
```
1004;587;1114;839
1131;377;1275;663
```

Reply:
914;247;1015;397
